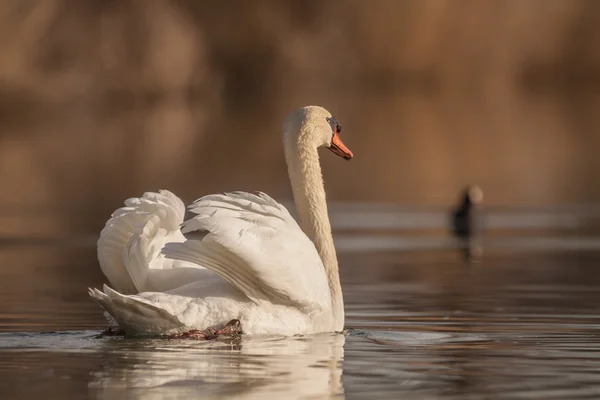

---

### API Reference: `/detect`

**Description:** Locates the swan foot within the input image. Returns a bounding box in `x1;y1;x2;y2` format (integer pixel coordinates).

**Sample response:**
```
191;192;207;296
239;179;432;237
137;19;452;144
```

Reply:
210;319;242;338
169;319;242;340
169;329;209;340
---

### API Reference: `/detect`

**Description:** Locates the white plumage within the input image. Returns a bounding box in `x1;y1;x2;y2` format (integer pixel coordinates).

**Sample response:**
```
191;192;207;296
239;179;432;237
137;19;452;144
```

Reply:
90;105;353;336
165;192;331;312
97;190;217;295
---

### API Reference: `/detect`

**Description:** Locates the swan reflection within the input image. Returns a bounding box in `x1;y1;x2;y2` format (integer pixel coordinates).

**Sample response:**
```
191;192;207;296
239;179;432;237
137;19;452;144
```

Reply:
89;333;345;399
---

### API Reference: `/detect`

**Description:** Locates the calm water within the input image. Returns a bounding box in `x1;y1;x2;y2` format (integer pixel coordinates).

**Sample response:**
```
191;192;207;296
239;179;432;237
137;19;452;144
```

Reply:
1;210;600;399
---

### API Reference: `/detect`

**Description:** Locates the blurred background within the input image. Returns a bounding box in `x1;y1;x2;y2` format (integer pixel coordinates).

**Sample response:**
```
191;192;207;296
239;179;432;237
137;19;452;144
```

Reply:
3;3;600;398
1;0;600;240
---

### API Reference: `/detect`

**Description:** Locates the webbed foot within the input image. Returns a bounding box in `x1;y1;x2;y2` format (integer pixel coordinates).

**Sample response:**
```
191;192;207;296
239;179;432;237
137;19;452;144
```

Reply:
168;319;242;340
168;329;208;340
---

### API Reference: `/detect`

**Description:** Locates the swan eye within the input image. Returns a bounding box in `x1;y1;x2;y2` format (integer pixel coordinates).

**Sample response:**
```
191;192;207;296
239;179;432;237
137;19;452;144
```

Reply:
326;116;341;137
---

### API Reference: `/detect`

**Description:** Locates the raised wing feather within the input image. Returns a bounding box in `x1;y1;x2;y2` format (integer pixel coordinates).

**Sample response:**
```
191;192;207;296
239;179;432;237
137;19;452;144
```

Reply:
96;190;185;294
163;192;331;312
98;190;215;294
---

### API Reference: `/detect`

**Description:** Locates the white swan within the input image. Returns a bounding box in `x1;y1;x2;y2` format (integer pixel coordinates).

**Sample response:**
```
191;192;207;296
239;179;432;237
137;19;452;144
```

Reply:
89;105;353;337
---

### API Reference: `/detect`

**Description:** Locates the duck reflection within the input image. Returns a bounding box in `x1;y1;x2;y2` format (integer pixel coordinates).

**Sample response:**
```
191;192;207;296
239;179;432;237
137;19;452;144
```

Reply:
89;333;345;399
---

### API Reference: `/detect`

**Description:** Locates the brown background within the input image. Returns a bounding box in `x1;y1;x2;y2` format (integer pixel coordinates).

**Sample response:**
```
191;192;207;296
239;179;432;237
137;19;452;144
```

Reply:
1;0;599;237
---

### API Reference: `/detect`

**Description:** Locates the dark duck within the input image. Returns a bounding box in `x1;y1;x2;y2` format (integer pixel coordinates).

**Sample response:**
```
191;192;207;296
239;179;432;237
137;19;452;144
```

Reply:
451;185;483;260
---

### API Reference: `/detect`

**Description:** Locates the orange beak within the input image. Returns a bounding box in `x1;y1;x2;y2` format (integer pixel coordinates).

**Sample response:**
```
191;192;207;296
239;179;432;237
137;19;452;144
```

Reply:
329;131;353;160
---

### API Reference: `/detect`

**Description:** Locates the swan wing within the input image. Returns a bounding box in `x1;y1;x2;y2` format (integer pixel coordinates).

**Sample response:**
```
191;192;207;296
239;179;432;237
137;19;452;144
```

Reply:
163;192;331;312
98;190;218;294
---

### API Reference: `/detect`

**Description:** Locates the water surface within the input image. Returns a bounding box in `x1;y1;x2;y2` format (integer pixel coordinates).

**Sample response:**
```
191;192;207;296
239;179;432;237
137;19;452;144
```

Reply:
1;211;600;399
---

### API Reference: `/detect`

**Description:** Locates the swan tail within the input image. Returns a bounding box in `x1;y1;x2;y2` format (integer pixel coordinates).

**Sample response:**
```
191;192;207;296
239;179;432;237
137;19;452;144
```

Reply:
103;311;119;328
89;285;184;335
97;190;186;294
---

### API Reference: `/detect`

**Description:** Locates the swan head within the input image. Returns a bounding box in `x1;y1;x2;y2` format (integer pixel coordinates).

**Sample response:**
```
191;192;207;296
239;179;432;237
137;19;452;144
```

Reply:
283;106;353;160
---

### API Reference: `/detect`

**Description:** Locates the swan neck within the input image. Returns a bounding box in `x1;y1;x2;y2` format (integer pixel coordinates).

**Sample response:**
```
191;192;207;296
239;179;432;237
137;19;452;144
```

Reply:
284;135;344;329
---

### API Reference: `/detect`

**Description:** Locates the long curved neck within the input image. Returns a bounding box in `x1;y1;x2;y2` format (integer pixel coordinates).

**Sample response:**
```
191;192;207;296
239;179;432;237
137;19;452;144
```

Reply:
284;130;344;329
